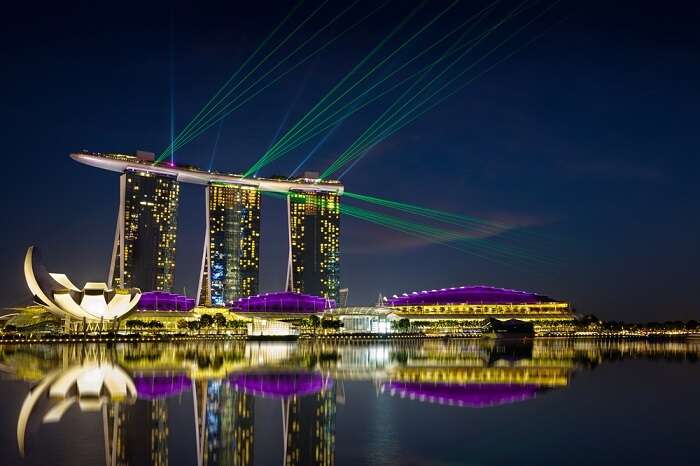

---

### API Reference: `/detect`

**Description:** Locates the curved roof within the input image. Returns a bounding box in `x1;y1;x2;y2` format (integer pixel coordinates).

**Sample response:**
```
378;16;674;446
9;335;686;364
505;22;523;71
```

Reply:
382;382;541;408
71;152;343;194
228;372;329;398
24;246;141;321
385;285;555;306
232;291;334;314
133;374;191;399
138;291;195;312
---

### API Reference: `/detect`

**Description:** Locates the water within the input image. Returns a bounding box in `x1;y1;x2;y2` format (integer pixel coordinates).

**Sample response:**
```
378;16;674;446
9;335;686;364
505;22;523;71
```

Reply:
1;339;698;466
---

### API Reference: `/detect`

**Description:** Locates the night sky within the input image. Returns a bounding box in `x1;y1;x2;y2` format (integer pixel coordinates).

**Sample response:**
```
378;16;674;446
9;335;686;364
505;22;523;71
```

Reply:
1;0;698;321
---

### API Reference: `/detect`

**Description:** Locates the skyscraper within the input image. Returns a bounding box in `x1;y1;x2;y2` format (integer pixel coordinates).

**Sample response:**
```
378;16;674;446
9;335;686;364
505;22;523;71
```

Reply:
198;184;261;306
287;190;340;302
109;169;180;292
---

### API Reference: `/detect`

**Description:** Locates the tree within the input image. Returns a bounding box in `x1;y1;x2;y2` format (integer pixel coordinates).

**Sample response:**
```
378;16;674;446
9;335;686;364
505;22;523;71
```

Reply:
321;319;343;330
392;318;411;332
186;320;201;331
213;313;227;329
228;319;247;332
307;315;320;328
177;319;188;330
126;320;144;329
199;314;214;328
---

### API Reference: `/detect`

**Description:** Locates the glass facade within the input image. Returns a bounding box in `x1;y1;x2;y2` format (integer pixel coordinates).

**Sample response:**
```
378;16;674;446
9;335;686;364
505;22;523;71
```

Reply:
200;184;260;306
111;170;179;292
289;191;340;302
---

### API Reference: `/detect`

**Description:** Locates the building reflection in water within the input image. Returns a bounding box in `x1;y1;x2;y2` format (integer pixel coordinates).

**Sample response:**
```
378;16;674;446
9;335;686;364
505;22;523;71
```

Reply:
5;339;700;465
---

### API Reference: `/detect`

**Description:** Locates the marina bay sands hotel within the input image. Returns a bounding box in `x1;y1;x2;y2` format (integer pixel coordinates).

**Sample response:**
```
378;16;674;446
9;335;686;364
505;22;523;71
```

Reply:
70;150;343;304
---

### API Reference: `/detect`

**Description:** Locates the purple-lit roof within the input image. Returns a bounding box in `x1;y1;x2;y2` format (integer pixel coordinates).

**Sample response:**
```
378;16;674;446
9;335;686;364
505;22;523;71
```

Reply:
137;291;196;312
383;382;541;408
228;372;330;398
134;374;192;399
385;285;555;306
232;291;334;313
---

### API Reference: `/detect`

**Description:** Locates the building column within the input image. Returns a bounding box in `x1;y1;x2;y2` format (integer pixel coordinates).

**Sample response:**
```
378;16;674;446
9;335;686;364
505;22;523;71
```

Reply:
108;174;126;288
196;186;212;306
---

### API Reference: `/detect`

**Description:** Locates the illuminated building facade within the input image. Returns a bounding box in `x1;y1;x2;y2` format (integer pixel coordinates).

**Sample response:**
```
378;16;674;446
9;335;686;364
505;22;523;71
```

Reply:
110;168;179;292
23;246;142;327
287;190;340;302
70;152;344;302
198;184;261;306
384;285;574;323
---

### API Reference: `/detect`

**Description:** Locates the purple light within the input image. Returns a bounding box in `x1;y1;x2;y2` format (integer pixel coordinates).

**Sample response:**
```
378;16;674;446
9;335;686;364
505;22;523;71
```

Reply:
134;373;192;399
383;382;541;408
228;372;330;398
232;291;335;314
386;285;554;306
137;291;196;312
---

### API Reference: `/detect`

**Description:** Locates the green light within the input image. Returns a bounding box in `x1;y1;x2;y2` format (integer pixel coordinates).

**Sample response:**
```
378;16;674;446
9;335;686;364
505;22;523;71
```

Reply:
340;203;555;269
246;1;472;176
157;1;387;163
156;0;305;163
321;0;534;178
262;191;557;268
257;0;502;170
245;1;430;176
159;0;336;161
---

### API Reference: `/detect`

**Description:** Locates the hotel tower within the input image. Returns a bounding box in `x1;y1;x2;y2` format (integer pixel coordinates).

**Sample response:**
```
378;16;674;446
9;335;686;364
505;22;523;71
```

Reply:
109;152;180;291
71;151;343;301
287;187;341;302
197;184;261;306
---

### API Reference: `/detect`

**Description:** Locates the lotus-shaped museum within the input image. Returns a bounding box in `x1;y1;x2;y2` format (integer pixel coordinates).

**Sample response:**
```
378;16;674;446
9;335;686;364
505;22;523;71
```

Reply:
24;246;141;322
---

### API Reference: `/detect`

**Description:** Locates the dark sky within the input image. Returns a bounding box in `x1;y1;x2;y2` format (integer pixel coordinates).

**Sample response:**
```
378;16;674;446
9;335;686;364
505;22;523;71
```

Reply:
1;0;698;321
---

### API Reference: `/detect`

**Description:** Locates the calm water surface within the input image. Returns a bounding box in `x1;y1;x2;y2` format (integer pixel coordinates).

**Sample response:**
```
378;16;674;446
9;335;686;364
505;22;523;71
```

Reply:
1;339;699;466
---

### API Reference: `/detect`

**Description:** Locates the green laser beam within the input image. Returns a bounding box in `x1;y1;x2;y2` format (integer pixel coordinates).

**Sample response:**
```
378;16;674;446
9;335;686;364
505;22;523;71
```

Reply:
157;0;390;160
156;0;305;163
341;203;553;270
257;2;499;162
159;0;349;162
324;0;558;179
322;0;532;178
251;0;516;173
263;190;556;266
343;191;556;250
262;0;460;159
169;0;506;168
248;0;474;176
244;2;425;176
158;0;329;163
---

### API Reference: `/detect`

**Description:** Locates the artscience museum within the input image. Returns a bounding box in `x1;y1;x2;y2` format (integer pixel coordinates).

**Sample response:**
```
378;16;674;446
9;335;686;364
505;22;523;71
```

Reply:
23;246;142;328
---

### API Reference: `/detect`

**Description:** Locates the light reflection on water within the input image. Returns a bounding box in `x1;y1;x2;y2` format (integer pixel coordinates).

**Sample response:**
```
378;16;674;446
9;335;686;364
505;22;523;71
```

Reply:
1;338;699;466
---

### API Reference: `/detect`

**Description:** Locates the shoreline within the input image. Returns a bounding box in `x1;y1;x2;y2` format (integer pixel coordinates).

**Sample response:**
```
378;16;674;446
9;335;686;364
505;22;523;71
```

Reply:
0;332;697;344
